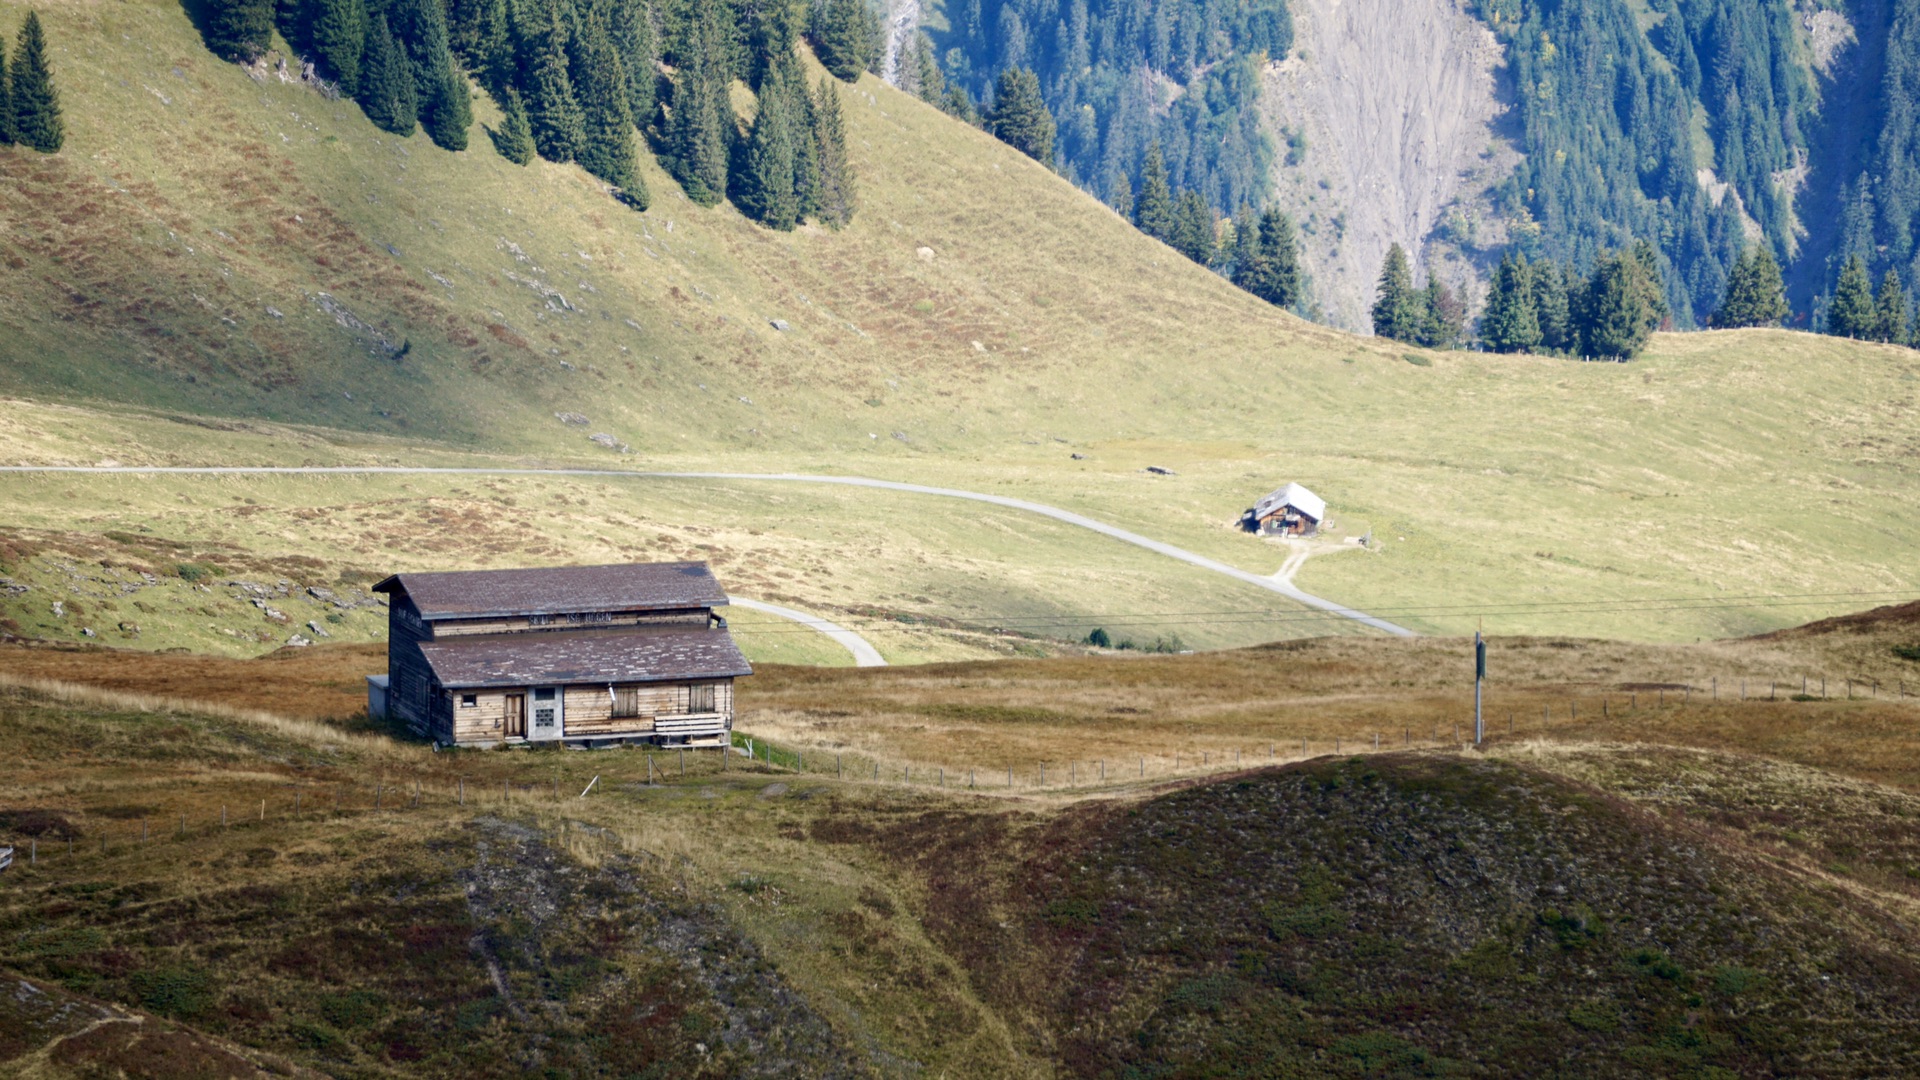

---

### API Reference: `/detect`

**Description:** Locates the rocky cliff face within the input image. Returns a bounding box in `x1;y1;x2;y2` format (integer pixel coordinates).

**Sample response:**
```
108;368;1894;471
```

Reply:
1259;0;1516;331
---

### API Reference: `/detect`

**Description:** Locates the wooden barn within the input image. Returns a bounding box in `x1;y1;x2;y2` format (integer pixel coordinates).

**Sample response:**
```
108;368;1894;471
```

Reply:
1248;483;1327;537
369;562;750;749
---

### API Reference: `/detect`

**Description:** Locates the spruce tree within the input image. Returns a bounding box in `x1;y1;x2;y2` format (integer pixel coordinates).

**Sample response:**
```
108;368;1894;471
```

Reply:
1233;208;1299;309
575;27;645;201
1133;143;1173;242
661;61;723;203
734;69;797;228
310;0;368;95
9;11;63;153
1167;190;1214;265
448;0;510;85
1105;169;1132;219
518;0;584;162
1628;239;1671;331
1480;252;1540;353
1575;251;1661;360
988;67;1053;166
1827;255;1877;339
358;14;419;135
1371;244;1421;343
204;0;276;61
785;61;821;220
811;0;873;82
392;0;470;150
810;75;855;227
0;33;14;147
1534;261;1572;352
1713;245;1788;328
489;85;535;163
610;0;657;130
1874;270;1908;344
1419;274;1465;349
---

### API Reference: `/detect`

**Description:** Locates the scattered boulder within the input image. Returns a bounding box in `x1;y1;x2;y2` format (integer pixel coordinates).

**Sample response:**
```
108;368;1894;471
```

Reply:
555;411;590;426
1145;466;1177;476
769;319;791;332
286;634;312;647
307;620;331;638
588;433;632;453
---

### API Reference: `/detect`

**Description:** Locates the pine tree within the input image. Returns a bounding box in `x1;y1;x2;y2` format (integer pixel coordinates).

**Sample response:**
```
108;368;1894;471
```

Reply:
1418;274;1465;349
309;0;367;94
1575;250;1662;360
1827;255;1877;339
0;33;14;147
1628;239;1671;331
1874;270;1908;345
1105;169;1132;220
789;64;821;219
1168;190;1214;265
1371;243;1421;343
734;71;797;228
518;0;583;161
811;0;873;82
988;67;1053;166
358;14;419;135
906;31;942;103
738;0;798;87
575;27;645;202
489;85;535;163
1133;143;1173;242
1713;245;1789;328
10;11;64;153
609;0;657;130
391;0;470;150
1534;261;1572;352
810;75;855;227
204;0;276;61
1480;252;1540;353
448;0;511;88
1233;208;1299;309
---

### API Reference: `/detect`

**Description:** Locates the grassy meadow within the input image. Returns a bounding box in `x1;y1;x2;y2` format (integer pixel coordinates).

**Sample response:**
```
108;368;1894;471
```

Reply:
0;0;1916;654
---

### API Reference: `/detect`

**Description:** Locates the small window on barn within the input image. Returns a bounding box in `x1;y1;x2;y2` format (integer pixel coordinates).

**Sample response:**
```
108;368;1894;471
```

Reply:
461;694;477;707
612;687;641;718
534;688;556;701
688;684;716;713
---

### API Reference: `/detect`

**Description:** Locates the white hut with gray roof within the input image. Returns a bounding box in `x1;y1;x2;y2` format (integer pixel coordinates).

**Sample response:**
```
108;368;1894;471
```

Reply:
1249;483;1327;537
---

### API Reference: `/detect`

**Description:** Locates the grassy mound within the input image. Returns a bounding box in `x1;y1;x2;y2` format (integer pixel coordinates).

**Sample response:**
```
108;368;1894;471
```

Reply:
870;754;1920;1077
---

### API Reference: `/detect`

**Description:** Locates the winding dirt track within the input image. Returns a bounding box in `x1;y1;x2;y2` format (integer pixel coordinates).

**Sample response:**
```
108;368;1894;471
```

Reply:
0;465;1417;637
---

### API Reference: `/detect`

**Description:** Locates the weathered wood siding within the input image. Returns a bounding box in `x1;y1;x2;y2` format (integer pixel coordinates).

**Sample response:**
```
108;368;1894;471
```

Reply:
386;594;436;736
442;681;732;743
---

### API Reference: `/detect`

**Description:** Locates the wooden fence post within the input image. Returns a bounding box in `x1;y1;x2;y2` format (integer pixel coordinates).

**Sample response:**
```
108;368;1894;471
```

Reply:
221;805;227;828
458;778;464;806
680;749;686;776
648;756;655;786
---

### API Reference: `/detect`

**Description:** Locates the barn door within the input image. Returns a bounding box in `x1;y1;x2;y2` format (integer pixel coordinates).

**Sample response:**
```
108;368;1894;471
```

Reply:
504;693;526;739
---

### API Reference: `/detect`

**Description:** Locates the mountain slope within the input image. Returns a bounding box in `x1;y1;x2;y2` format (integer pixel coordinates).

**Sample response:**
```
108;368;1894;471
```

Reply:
0;0;1343;453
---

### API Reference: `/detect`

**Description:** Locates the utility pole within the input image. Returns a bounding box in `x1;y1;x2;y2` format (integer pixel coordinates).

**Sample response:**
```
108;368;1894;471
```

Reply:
1474;628;1486;745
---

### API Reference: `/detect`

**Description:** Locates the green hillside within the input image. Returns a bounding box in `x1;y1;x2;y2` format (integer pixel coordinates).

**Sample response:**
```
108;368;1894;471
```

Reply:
0;0;1916;654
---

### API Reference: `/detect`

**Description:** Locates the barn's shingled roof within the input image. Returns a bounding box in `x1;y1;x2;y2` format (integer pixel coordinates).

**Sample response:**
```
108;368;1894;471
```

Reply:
372;562;728;620
418;627;752;688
